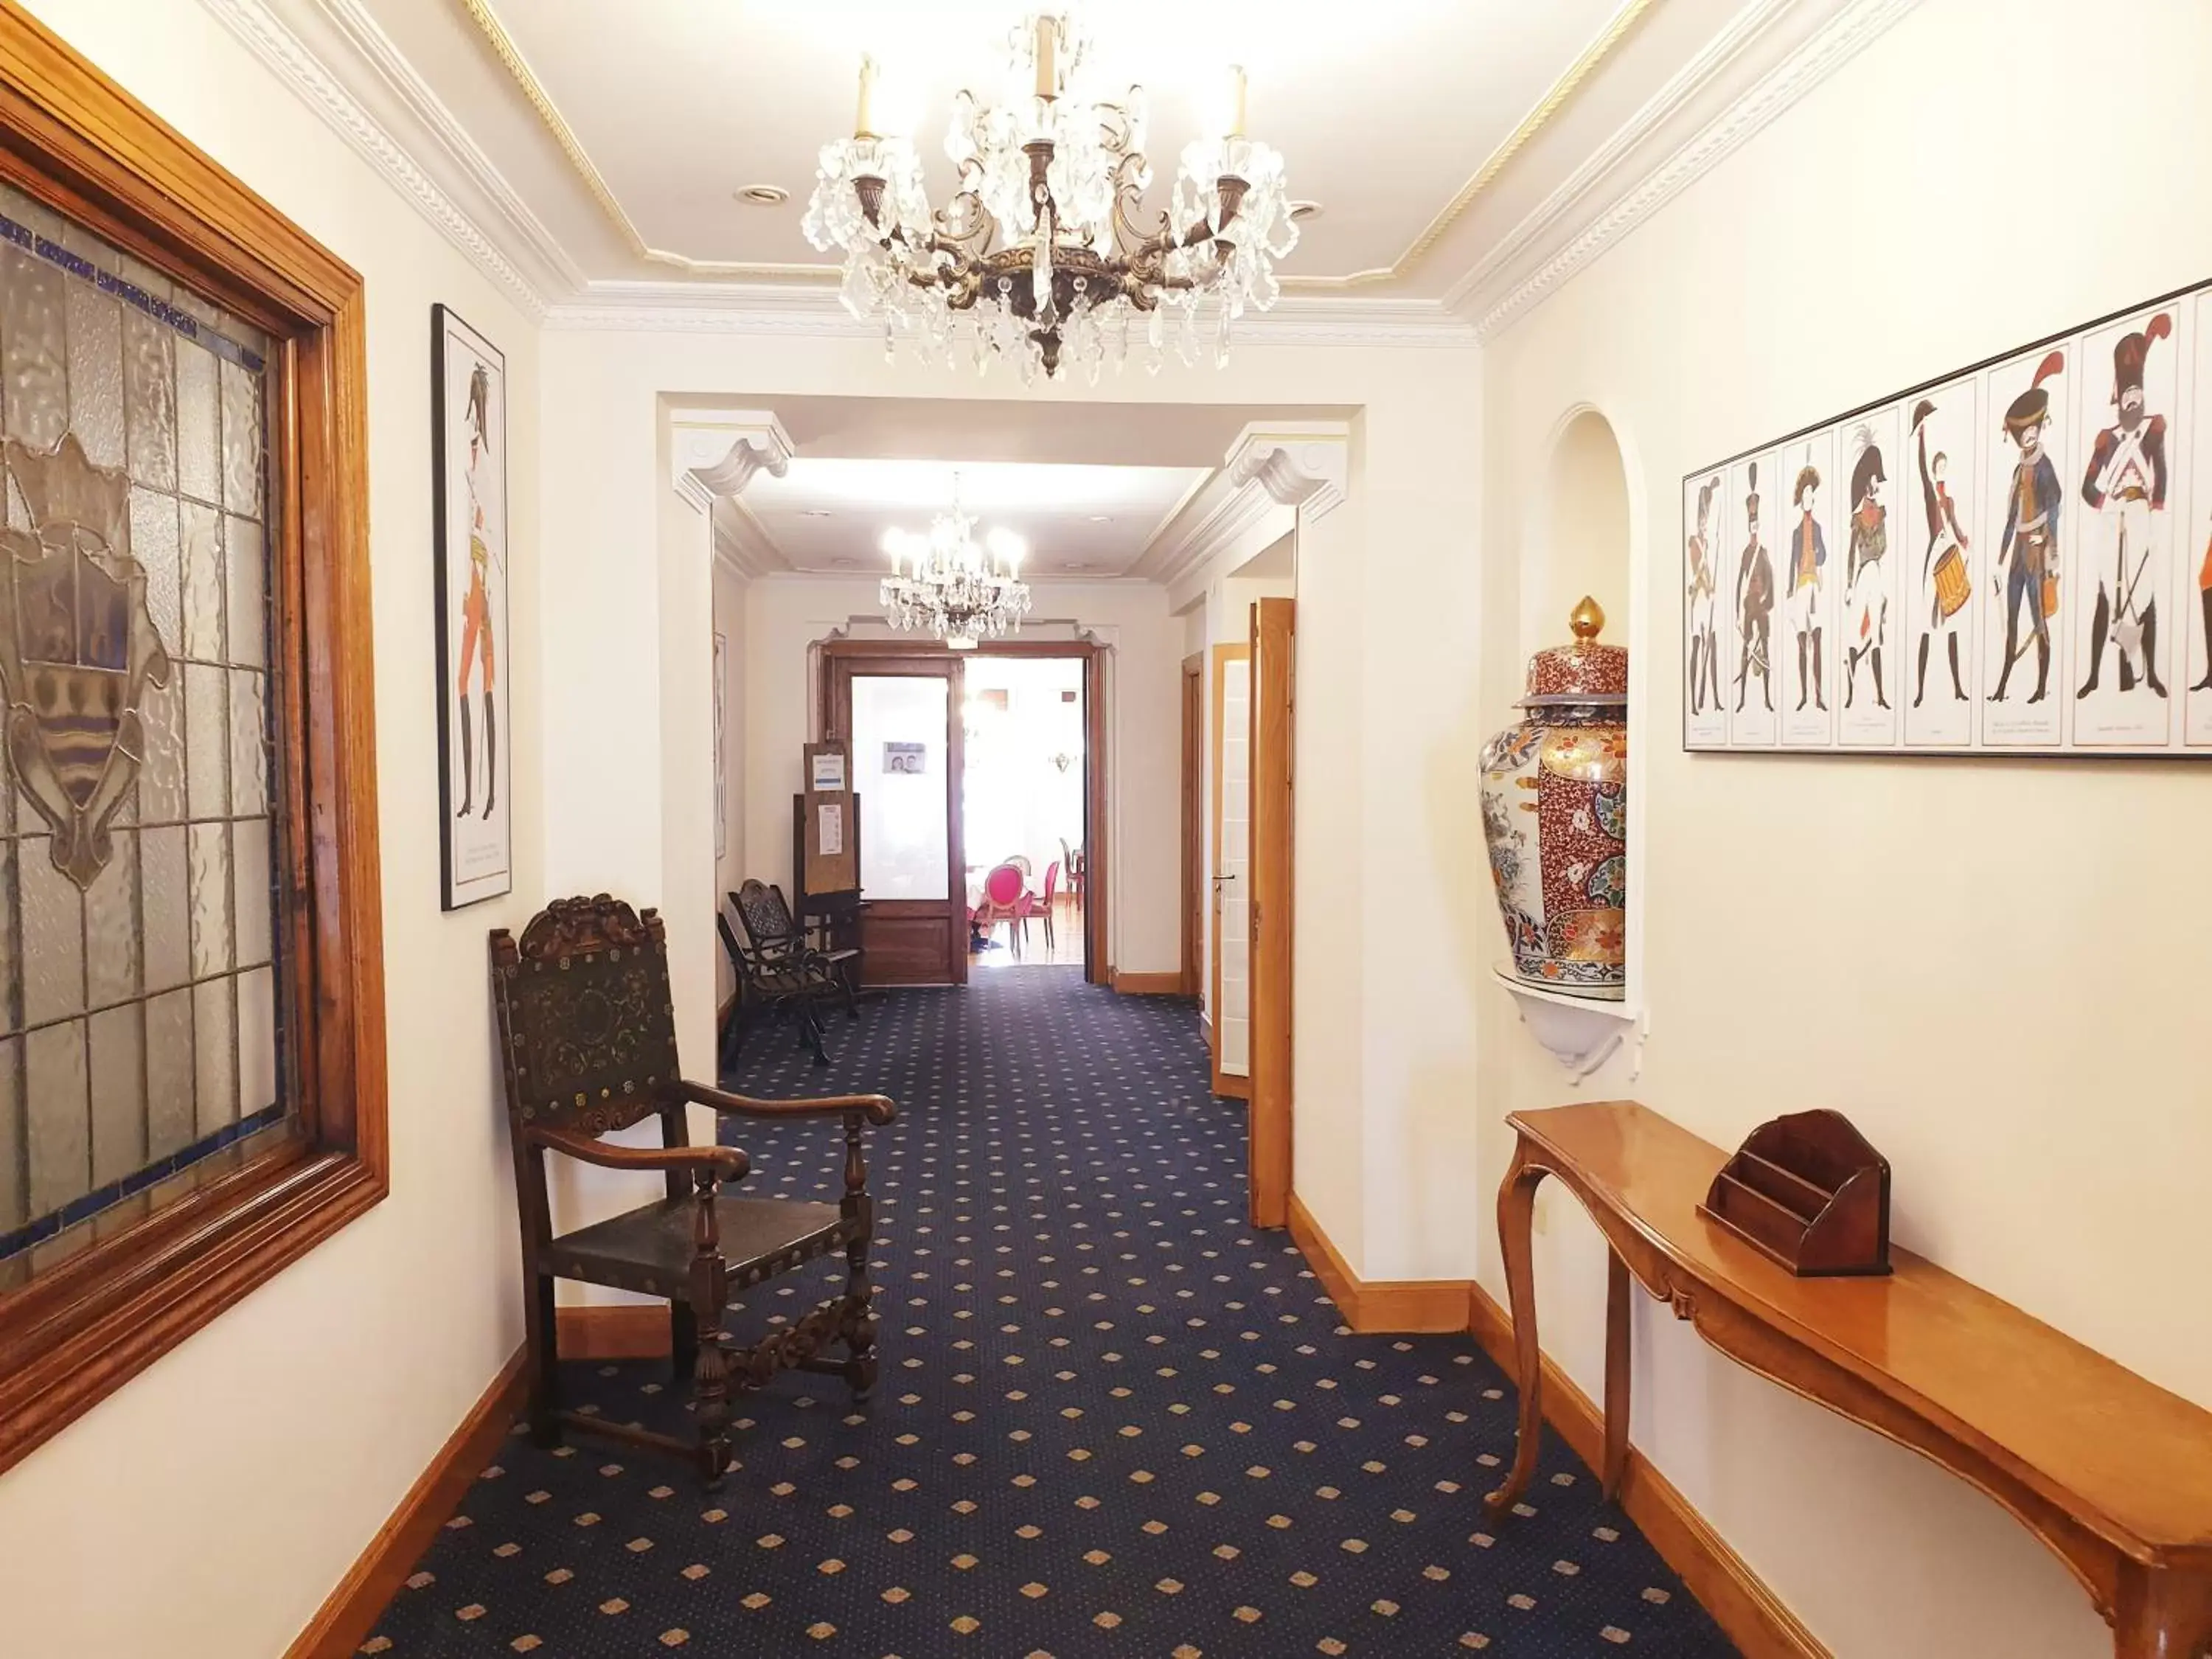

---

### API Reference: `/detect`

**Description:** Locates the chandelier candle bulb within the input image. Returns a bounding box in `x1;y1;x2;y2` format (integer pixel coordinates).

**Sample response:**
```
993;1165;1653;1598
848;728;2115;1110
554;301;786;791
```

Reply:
855;54;877;137
1228;64;1248;139
1034;14;1057;99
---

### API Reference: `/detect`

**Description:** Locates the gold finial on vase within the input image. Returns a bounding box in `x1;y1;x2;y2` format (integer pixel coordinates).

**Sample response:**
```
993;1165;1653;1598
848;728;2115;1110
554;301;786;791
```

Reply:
1570;594;1606;641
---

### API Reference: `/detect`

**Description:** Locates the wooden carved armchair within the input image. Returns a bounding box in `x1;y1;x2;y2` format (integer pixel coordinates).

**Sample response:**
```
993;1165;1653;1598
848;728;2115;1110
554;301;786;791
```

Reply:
490;895;896;1485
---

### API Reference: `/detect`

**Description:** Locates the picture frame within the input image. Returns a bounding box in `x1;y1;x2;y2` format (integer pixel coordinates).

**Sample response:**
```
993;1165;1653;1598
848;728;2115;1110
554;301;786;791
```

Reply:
431;304;513;905
1683;276;2212;759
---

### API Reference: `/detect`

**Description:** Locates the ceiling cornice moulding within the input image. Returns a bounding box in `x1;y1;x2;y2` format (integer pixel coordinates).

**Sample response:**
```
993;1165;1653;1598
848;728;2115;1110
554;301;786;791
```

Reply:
544;285;1478;349
1462;0;1919;342
196;0;560;314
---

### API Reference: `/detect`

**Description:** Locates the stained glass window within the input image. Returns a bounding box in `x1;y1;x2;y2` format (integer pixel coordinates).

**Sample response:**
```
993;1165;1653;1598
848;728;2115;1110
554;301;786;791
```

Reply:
0;178;287;1280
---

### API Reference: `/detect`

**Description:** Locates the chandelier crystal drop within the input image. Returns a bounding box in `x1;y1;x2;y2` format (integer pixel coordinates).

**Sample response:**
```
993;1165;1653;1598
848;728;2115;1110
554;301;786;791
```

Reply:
880;476;1033;650
803;11;1297;383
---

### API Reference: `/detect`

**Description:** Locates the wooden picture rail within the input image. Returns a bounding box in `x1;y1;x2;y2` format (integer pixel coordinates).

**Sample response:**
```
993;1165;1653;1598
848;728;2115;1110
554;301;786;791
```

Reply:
1486;1102;2212;1659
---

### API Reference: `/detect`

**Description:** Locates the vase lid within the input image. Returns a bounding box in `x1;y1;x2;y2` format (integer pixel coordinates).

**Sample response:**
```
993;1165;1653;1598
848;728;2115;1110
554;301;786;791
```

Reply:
1520;596;1627;707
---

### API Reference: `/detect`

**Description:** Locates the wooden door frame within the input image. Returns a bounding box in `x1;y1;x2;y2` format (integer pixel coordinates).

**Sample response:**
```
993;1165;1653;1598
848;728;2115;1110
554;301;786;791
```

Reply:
1248;599;1295;1230
1180;653;1204;1001
820;639;1108;986
1208;644;1250;1100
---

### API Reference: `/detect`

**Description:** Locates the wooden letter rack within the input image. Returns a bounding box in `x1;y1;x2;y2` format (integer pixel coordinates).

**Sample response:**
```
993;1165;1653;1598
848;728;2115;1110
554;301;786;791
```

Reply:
1697;1108;1891;1276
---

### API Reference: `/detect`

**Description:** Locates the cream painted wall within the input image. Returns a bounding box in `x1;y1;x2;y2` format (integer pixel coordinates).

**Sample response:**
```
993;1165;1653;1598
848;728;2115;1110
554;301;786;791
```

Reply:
536;335;1484;1288
1475;2;2212;1654
739;575;1183;975
0;3;545;1656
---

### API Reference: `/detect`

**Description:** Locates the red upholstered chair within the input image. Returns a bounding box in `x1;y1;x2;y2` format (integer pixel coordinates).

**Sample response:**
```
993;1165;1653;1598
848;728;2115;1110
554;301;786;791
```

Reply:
978;861;1026;958
1038;860;1060;950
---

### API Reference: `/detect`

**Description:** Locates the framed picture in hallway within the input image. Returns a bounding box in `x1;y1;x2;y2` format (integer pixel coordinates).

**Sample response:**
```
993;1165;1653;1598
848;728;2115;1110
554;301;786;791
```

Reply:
432;304;513;905
1683;274;2212;757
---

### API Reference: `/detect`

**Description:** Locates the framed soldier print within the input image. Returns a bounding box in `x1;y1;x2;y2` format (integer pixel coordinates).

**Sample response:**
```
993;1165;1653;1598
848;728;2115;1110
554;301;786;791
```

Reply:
1683;274;2212;757
431;305;511;908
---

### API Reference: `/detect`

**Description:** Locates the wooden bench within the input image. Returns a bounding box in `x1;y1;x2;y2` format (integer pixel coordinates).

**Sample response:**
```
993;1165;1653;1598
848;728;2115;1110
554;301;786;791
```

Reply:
1484;1101;2212;1659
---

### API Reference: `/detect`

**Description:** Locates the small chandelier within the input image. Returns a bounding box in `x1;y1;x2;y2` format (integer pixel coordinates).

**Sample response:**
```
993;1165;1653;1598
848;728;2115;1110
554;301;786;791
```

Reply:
880;476;1032;650
802;11;1297;383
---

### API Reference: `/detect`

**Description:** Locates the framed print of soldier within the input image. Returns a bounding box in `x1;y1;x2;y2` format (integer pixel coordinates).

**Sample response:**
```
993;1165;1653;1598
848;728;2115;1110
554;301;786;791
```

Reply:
0;7;386;1477
1683;272;2212;758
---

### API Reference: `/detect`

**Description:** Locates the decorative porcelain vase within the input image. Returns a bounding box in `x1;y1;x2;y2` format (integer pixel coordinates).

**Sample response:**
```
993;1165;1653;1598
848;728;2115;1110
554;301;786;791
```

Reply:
1480;597;1628;1001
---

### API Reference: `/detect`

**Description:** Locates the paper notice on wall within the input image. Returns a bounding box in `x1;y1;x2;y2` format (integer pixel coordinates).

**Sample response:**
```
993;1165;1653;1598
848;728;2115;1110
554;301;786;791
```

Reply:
818;801;844;857
811;751;846;791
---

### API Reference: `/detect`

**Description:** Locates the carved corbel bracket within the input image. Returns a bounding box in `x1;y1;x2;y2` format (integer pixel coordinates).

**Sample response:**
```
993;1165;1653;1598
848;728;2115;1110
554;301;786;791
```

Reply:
669;408;795;515
1223;420;1351;524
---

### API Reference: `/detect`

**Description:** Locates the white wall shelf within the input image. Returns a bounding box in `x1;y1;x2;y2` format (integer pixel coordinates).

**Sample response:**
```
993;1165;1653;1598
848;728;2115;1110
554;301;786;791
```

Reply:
1492;966;1645;1082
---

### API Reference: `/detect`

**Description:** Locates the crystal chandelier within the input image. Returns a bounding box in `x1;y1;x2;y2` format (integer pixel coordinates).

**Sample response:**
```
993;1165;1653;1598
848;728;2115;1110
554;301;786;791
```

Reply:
802;11;1297;383
880;476;1033;650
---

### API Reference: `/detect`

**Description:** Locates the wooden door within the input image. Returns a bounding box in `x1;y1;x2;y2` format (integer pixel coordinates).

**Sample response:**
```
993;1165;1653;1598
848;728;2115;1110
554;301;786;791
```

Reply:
1180;653;1204;998
1248;598;1295;1229
824;655;967;985
1209;644;1252;1097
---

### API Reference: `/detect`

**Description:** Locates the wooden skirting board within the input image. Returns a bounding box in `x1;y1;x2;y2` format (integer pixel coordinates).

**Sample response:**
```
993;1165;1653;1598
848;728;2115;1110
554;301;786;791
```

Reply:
1465;1284;1828;1659
557;1301;673;1359
1110;970;1186;996
1286;1193;1472;1334
284;1349;525;1659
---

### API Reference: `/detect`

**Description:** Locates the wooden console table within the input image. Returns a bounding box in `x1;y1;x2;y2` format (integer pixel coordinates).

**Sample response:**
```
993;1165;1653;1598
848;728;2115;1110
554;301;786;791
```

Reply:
1484;1102;2212;1659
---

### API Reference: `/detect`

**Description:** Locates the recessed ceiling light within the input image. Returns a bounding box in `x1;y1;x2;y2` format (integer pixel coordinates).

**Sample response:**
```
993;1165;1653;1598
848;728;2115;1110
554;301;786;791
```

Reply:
832;557;858;567
1086;515;1112;523
800;509;833;518
1066;560;1093;570
735;184;790;206
1288;200;1323;221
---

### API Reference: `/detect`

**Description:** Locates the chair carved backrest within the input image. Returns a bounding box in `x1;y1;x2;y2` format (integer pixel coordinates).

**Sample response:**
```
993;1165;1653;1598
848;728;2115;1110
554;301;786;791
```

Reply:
734;879;799;953
1043;860;1060;904
490;894;681;1136
984;863;1024;908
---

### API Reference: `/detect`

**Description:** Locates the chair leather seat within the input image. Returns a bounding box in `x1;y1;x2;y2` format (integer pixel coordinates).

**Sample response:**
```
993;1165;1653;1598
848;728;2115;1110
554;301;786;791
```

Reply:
548;1194;849;1295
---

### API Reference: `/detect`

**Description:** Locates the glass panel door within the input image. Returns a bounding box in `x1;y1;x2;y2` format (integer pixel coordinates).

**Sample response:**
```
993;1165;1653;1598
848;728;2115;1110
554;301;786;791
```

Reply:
851;675;950;900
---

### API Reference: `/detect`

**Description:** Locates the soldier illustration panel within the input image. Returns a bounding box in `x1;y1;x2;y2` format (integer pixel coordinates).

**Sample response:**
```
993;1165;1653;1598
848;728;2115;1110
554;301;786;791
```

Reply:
2070;305;2185;746
1778;428;1838;748
1838;406;1904;746
1725;453;1780;748
1979;344;2072;747
1683;470;1730;748
2189;287;2212;744
1904;378;1983;748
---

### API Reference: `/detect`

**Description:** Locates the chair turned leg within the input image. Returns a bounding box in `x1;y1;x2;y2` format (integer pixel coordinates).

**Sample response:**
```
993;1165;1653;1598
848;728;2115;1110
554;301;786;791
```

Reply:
670;1300;698;1385
842;1232;878;1399
688;1283;732;1489
526;1272;561;1447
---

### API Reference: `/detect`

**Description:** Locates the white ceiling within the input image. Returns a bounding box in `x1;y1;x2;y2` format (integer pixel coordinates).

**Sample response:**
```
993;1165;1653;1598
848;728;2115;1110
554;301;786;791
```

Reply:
448;0;1624;284
742;457;1208;577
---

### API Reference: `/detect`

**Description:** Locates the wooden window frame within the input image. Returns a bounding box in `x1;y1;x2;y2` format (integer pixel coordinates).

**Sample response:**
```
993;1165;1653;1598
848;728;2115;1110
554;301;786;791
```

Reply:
0;9;385;1473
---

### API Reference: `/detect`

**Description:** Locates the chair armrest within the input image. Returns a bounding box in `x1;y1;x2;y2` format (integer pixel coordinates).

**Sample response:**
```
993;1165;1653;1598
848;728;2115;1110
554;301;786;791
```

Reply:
526;1125;751;1180
657;1078;896;1125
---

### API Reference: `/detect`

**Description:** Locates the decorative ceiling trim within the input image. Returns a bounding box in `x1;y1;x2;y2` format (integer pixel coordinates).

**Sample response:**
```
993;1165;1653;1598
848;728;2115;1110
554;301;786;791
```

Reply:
544;284;1478;347
1285;0;1663;291
307;0;585;292
711;497;790;580
198;0;553;313
1467;0;1918;342
457;0;818;276
455;0;1662;290
1138;420;1352;598
668;408;796;515
1443;0;1800;314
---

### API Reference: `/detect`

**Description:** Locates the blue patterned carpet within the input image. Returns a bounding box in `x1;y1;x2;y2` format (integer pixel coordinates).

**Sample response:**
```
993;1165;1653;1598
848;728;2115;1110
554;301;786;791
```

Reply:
364;967;1733;1656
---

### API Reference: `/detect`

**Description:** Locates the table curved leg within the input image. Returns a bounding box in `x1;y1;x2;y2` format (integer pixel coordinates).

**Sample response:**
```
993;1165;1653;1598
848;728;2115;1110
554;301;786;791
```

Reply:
1484;1138;1549;1514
